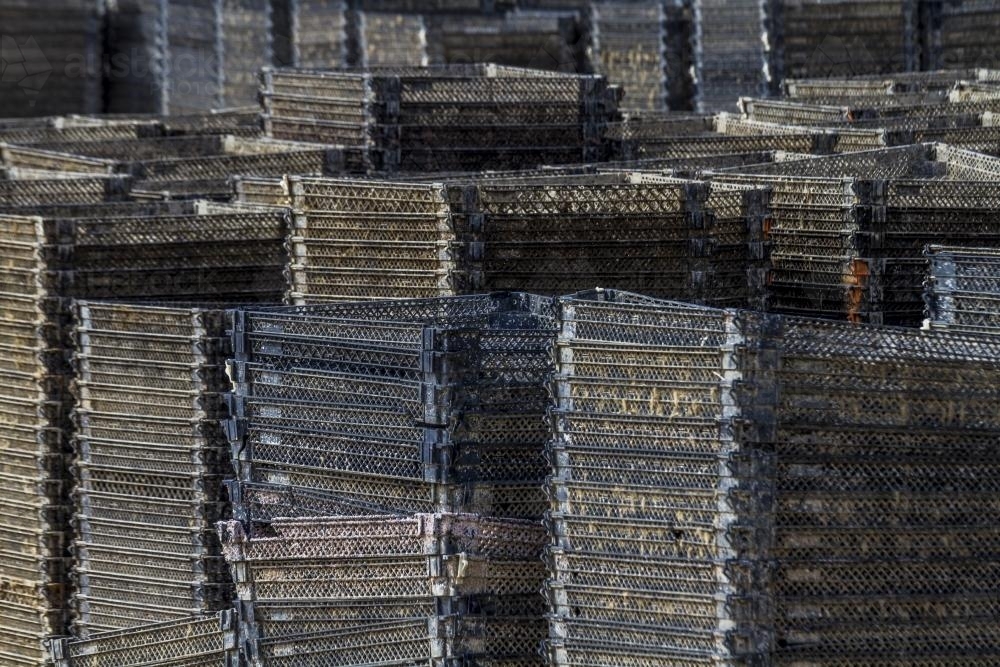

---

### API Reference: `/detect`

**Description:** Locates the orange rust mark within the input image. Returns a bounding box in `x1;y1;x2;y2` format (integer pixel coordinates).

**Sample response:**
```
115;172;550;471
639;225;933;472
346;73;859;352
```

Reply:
845;259;870;324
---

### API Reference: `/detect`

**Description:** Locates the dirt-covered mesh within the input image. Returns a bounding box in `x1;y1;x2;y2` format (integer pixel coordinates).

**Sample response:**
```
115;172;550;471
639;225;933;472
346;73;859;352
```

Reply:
276;173;768;307
785;69;997;99
723;143;1000;180
0;214;73;665
545;288;1000;666
0;121;159;147
9;135;353;201
70;302;236;637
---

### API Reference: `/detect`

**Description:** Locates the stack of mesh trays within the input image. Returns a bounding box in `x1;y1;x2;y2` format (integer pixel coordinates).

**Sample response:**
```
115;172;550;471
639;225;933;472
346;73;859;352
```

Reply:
218;514;547;666
18;135;357;200
233;171;770;307
0;200;289;651
51;201;290;305
922;0;1000;70
70;302;237;636
764;309;1000;665
0;213;73;666
0;205;187;663
924;244;1000;334
273;0;349;68
544;289;773;666
0;0;104;118
159;108;263;138
710;142;1000;325
450;171;771;307
692;0;772;112
225;293;555;524
895;121;1000;155
4;195;289;370
259;64;620;173
589;1;668;111
545;288;1000;666
424;10;583;72
48;610;239;667
240;176;459;302
769;0;918;81
354;11;429;67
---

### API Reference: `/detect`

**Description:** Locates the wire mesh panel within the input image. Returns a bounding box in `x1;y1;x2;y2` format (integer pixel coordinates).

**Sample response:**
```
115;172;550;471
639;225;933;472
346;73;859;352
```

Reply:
48;610;239;667
70;302;236;637
925;244;1000;334
127;139;350;200
739;96;1000;127
0;119;163;148
48;203;290;304
784;68;998;99
218;515;547;666
546;288;1000;666
24;135;355;201
606;112;840;161
0;144;118;176
0;175;132;208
